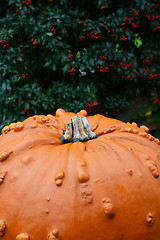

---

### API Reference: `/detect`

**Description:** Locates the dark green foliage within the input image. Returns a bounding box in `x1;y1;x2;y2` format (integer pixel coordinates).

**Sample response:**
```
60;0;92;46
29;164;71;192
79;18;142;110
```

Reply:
0;0;160;129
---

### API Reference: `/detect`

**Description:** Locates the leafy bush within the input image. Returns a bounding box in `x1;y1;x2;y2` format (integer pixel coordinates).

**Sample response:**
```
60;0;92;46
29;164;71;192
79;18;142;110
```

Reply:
0;0;160;129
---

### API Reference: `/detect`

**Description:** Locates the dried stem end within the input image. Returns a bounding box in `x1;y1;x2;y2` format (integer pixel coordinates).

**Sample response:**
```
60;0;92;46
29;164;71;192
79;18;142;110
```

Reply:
59;123;73;143
60;115;98;143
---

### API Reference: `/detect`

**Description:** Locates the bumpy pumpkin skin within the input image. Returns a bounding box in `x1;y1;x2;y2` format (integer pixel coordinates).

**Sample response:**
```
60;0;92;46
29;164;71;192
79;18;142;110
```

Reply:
0;109;160;240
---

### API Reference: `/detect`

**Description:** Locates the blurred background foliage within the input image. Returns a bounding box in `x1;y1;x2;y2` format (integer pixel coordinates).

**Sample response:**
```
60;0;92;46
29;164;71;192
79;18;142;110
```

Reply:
0;0;160;136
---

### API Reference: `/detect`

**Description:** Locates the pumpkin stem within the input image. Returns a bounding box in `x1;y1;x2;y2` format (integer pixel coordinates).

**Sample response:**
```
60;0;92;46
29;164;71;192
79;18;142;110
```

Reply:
60;115;98;143
59;123;73;143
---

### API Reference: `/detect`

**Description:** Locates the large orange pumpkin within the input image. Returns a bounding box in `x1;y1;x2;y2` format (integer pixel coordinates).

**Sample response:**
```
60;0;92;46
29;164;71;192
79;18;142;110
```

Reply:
0;109;160;240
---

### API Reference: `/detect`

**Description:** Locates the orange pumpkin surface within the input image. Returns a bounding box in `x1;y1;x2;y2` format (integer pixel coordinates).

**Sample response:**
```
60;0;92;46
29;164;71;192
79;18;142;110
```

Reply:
0;108;160;240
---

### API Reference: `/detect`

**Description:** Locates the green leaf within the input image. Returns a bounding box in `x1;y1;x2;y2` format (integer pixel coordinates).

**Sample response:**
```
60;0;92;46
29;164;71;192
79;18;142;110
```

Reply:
46;32;53;36
76;51;81;59
2;82;6;91
62;64;70;75
116;9;123;16
44;61;51;68
134;36;143;48
53;64;56;71
25;102;30;109
16;57;23;62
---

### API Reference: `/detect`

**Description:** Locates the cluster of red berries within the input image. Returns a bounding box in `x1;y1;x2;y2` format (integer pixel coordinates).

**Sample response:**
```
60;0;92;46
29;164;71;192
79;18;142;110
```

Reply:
143;59;149;64
103;21;107;30
109;62;115;67
16;9;22;13
149;4;159;9
97;66;109;72
120;36;127;41
16;8;30;14
132;10;139;16
123;18;130;23
0;39;7;48
153;26;160;31
103;24;115;37
142;52;159;64
49;22;62;34
21;73;29;79
121;16;140;31
67;54;73;59
146;14;160;21
121;17;129;29
130;22;140;28
79;20;103;40
20;55;25;59
90;32;102;39
24;108;32;117
79;36;85;40
85;102;99;113
143;68;150;73
99;56;107;60
118;63;133;70
21;0;31;5
50;25;57;34
148;73;160;80
33;41;38;45
31;38;38;45
98;59;114;68
79;31;102;41
100;5;107;10
67;69;76;76
122;75;135;81
151;94;159;104
135;68;156;78
15;0;31;14
97;61;114;70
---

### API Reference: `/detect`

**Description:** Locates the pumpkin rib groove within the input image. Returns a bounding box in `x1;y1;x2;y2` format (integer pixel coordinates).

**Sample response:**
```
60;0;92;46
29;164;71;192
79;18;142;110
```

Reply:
106;133;160;172
0;137;23;157
83;142;110;184
110;132;159;150
91;137;141;181
95;137;122;162
100;135;159;178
